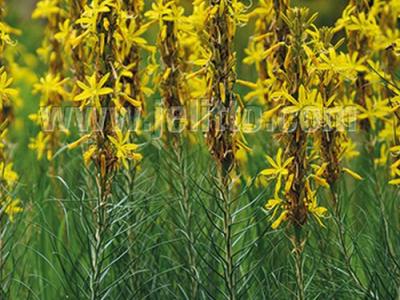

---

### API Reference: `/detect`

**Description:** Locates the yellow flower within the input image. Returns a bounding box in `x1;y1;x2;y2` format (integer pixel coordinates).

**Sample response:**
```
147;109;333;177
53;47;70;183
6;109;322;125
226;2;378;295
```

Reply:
74;73;113;108
83;145;97;166
389;177;400;185
342;167;363;180
310;163;329;188
67;134;92;150
0;162;18;187
54;19;72;44
346;12;380;37
32;0;62;19
0;22;20;45
122;22;151;48
28;132;51;160
243;41;283;67
0;68;17;108
341;139;359;160
307;196;328;227
243;42;268;66
248;0;273;19
114;80;142;108
275;86;324;115
390;145;400;154
356;97;392;131
2;197;23;222
237;79;270;103
305;180;328;227
144;0;173;22
76;0;113;34
260;148;294;197
108;128;142;169
271;211;288;229
33;73;69;105
265;174;294;229
374;144;389;167
260;149;293;177
389;158;400;185
265;197;283;219
317;48;366;82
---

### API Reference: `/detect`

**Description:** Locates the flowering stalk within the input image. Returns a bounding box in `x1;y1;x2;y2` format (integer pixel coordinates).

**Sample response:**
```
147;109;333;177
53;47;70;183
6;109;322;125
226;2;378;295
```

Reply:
377;1;400;148
309;24;369;294
205;1;245;298
65;0;145;297
207;0;236;294
0;0;22;293
119;0;145;114
281;8;312;229
29;0;72;203
77;3;116;298
385;44;400;188
158;0;186;139
206;0;237;182
272;0;289;72
281;10;311;300
146;1;201;296
29;0;69;162
256;6;333;299
341;0;375;132
242;0;288;108
70;0;86;82
0;8;21;214
348;1;370;109
314;28;344;191
375;1;400;278
335;3;399;288
69;0;147;196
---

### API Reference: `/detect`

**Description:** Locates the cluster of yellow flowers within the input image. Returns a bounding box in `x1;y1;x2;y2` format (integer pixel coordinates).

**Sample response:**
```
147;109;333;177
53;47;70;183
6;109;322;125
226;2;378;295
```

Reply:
69;0;149;177
338;0;400;186
241;0;400;229
204;0;247;178
29;0;149;177
185;0;248;180
0;0;22;221
29;0;70;161
27;0;400;229
344;0;400;187
145;0;250;166
150;0;188;136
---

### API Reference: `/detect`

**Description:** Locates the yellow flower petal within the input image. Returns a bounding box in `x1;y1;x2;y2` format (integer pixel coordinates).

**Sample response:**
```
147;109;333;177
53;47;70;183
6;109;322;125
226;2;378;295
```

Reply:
342;167;363;180
271;211;288;229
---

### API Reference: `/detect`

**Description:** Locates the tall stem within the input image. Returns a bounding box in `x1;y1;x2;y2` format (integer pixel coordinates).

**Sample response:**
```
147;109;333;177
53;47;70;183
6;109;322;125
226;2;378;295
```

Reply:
293;226;304;300
206;1;237;297
89;175;108;300
177;144;199;298
218;172;236;300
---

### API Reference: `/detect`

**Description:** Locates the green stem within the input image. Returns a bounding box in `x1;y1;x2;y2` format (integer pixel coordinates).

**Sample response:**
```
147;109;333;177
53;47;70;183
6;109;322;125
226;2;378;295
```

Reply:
218;171;236;300
293;225;304;300
175;141;199;298
90;176;107;300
